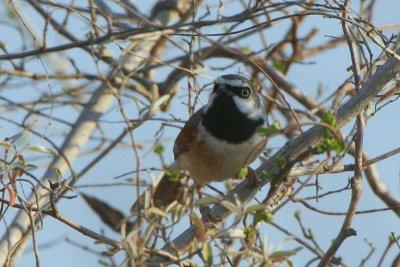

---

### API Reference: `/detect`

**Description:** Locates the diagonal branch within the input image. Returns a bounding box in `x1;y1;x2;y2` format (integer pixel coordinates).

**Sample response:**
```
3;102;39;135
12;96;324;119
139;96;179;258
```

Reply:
0;1;189;265
152;46;400;262
318;3;365;264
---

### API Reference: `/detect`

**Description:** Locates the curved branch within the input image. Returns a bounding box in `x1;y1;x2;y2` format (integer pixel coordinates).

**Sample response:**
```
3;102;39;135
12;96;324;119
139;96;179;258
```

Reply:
153;46;400;262
0;1;189;265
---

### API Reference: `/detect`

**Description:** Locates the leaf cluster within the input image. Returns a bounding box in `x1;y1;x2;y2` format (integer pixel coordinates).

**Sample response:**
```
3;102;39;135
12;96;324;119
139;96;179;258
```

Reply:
316;111;345;153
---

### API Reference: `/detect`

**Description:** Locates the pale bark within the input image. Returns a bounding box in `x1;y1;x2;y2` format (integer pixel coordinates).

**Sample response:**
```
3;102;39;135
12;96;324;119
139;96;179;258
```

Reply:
153;47;400;262
0;2;187;265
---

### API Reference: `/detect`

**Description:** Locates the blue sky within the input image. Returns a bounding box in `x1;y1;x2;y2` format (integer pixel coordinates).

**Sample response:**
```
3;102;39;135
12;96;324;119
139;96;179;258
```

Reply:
0;1;399;266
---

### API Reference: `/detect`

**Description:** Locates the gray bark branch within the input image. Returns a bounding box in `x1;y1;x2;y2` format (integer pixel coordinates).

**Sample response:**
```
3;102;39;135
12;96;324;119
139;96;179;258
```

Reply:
0;1;186;265
154;47;400;262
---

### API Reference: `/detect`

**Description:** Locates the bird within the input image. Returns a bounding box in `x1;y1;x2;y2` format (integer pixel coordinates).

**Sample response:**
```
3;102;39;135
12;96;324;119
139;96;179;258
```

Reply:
133;74;268;213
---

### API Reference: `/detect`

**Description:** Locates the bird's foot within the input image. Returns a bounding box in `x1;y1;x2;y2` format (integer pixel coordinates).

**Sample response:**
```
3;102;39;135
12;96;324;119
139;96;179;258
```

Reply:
199;205;222;225
248;167;262;189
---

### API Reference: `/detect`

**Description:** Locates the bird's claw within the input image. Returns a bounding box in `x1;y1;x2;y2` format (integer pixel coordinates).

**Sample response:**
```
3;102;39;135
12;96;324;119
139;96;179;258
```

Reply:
248;167;262;188
199;205;222;225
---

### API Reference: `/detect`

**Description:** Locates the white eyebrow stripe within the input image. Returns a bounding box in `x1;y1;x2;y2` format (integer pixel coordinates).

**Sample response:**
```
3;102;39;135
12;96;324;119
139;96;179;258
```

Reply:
215;77;250;88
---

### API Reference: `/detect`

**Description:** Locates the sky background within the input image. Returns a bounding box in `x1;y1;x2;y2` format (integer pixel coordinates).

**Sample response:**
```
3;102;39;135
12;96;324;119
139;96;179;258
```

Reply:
0;0;399;266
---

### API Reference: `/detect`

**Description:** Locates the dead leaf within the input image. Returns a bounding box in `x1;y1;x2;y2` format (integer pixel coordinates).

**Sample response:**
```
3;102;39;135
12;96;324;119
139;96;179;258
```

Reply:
190;212;206;243
377;85;400;105
6;184;15;206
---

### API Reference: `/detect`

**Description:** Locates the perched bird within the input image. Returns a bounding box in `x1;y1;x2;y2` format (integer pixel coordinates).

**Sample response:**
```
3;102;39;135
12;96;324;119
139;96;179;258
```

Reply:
134;74;268;211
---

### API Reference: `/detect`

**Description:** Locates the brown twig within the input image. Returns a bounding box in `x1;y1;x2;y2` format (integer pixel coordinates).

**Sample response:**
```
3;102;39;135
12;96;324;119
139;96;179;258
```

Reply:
318;1;365;265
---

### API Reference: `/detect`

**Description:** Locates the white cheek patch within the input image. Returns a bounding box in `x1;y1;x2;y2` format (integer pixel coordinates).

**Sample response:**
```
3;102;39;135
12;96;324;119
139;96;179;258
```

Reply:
232;95;263;119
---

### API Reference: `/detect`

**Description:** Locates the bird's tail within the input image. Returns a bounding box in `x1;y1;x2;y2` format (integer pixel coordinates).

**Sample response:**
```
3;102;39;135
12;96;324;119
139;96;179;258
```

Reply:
130;161;189;213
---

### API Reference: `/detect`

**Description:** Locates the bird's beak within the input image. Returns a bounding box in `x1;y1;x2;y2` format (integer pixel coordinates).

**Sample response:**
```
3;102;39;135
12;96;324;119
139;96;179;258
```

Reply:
212;84;221;93
213;85;229;95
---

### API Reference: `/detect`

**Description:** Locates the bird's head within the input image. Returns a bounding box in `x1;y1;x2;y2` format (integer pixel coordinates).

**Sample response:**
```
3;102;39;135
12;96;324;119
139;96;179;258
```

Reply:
206;74;263;120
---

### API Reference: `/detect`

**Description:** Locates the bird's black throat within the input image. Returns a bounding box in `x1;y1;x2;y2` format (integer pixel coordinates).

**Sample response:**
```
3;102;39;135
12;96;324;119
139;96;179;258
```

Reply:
202;94;263;144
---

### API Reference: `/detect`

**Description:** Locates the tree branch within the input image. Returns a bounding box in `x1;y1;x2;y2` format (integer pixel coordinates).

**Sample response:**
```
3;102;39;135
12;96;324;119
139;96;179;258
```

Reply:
152;45;400;263
0;1;189;265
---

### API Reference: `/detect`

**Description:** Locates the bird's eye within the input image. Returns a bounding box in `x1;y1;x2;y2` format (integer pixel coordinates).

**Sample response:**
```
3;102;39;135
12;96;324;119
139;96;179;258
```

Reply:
240;87;251;98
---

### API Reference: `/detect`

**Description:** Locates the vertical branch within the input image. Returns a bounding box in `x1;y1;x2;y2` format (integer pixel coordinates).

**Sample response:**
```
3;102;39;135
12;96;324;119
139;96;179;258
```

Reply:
318;1;364;265
151;38;400;264
0;1;188;265
27;208;40;267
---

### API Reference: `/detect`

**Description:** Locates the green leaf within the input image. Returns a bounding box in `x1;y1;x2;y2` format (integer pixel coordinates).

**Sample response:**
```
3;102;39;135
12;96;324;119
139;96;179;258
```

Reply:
272;59;288;73
245;204;266;213
294;210;301;220
98;259;108;266
202;242;213;267
316;111;345;154
253;211;273;224
0;42;8;50
244;226;257;239
195;196;219;206
240;45;251;53
270;248;301;259
260;170;274;181
275;156;286;170
389;234;397;243
165;170;180;182
153;143;165;155
238;166;248;179
256;121;281;137
316;135;345;154
321;110;337;127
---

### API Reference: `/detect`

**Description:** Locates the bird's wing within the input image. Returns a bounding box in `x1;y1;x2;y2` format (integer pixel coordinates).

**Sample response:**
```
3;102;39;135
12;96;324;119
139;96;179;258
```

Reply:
173;107;205;159
245;137;268;166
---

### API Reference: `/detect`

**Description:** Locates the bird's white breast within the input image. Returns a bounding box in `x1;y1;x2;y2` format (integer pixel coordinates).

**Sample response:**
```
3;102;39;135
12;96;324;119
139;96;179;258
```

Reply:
178;124;265;184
